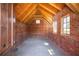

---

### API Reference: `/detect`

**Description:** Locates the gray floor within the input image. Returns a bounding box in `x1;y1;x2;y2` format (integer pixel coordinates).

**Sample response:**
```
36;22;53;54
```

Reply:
6;36;66;56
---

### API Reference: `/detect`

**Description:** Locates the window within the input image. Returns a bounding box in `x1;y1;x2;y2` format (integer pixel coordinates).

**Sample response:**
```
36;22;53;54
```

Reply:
53;20;57;33
61;15;70;35
36;20;40;24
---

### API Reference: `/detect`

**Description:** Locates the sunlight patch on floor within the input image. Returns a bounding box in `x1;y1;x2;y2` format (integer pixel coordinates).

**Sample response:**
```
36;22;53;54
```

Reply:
44;42;49;46
48;48;55;56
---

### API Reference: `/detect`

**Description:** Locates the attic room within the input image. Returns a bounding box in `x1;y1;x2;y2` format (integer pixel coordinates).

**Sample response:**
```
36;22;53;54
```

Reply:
0;3;79;56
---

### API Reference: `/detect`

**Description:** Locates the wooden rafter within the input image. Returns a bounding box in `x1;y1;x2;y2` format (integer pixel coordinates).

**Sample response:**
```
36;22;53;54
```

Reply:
21;4;37;22
17;4;33;18
39;7;53;19
39;9;53;24
65;3;77;13
14;3;79;24
39;4;58;15
71;3;79;13
42;16;53;24
24;9;36;23
49;3;65;11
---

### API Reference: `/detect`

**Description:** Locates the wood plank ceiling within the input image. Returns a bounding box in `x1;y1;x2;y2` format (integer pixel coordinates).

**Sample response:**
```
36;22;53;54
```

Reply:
14;3;79;24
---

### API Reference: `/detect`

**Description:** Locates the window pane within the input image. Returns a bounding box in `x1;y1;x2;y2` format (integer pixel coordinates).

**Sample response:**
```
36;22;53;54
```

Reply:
64;18;67;23
53;20;57;33
62;15;70;35
66;23;70;29
63;23;67;29
66;31;70;34
64;29;67;32
67;19;70;22
64;31;67;34
66;29;70;32
67;16;70;20
67;16;70;22
36;20;40;24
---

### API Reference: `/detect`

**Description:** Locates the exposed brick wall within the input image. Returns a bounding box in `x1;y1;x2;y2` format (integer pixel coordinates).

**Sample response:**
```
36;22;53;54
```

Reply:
28;19;51;37
13;19;51;46
13;21;29;46
49;7;79;55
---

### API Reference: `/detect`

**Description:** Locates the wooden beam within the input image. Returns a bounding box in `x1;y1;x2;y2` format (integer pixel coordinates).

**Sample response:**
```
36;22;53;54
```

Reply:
39;6;54;16
66;3;77;13
42;16;53;24
24;9;36;23
14;4;30;15
71;3;79;13
39;6;53;17
39;4;58;15
21;4;37;22
32;15;52;24
39;7;53;23
39;8;53;18
49;3;65;11
39;9;53;24
14;4;33;20
17;4;33;18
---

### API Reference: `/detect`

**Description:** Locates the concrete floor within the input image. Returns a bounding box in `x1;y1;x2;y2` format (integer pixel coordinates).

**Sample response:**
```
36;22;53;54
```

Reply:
6;36;66;56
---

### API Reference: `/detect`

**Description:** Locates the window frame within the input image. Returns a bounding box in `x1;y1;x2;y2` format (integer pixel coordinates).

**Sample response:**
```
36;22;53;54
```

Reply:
36;19;40;24
53;19;57;34
61;15;70;35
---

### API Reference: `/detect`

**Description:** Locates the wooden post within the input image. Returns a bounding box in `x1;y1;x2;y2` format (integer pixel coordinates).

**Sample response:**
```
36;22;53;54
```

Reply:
11;3;14;46
0;4;1;52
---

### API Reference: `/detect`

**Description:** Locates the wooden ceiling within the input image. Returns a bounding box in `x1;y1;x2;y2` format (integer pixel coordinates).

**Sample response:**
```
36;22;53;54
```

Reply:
14;3;79;24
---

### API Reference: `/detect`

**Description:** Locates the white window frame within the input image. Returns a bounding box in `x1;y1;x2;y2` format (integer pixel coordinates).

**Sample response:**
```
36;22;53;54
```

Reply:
61;15;70;35
53;20;57;33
